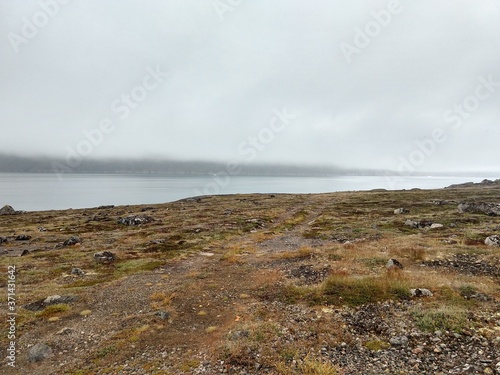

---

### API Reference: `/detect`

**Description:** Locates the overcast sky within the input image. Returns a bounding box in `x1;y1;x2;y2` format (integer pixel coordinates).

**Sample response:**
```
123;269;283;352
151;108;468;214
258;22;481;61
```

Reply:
1;0;499;173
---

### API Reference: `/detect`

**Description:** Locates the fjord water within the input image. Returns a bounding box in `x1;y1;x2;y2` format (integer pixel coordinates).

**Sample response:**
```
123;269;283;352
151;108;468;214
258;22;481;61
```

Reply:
0;173;491;211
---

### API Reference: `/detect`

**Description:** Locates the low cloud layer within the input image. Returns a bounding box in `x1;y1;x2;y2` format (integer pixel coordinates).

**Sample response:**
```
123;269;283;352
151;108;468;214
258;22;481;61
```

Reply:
1;0;499;173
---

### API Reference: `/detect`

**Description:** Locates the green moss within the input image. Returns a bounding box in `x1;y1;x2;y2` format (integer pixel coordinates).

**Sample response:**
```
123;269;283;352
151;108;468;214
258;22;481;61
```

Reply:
36;303;70;318
411;305;468;333
364;340;390;351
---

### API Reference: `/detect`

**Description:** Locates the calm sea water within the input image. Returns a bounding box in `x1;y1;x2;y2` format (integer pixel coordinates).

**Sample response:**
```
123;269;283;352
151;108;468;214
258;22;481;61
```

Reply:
0;173;492;211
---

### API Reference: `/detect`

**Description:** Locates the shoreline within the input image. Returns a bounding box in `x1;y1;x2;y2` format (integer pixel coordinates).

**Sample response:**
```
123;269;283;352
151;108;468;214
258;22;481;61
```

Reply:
1;186;499;374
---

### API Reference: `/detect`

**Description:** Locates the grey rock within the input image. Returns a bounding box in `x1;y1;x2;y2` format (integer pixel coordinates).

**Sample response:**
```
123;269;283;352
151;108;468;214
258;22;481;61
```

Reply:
410;288;433;297
97;205;115;209
28;343;53;362
386;258;404;269
389;336;409;347
432;200;449;205
15;234;31;241
44;295;78;305
430;223;444;229
485;235;500;246
394;208;410;214
63;236;82;246
94;251;116;263
0;205;17;215
155;311;171;320
56;327;74;335
117;216;154;226
405;219;434;229
458;202;500;216
71;267;86;276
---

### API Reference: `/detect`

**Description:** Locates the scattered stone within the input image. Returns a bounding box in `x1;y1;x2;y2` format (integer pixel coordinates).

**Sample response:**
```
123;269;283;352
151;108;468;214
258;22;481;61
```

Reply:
389;336;409;347
423;254;500;277
97;205;115;209
432;200;449;205
0;205;17;215
405;219;434;229
15;234;31;241
22;294;77;311
394;208;410;214
485;235;500;247
386;259;404;269
44;295;78;305
94;251;116;263
411;288;433;297
20;249;30;256
71;268;86;276
38;226;47;232
56;327;73;335
289;264;331;284
412;347;424;354
199;252;215;257
155;311;170;320
63;236;82;246
458;202;500;216
0;236;7;244
117;216;154;226
28;343;53;362
430;223;444;229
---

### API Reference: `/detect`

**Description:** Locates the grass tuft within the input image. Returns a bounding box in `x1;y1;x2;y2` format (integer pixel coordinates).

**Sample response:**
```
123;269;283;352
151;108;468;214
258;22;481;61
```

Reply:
411;305;468;333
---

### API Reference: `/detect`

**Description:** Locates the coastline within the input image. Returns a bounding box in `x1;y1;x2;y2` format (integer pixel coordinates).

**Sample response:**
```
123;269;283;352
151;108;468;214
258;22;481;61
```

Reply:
1;186;499;374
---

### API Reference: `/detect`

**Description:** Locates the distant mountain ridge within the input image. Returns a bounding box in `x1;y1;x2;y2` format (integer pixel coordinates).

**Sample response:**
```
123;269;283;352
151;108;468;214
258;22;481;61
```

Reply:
0;154;496;178
0;154;357;176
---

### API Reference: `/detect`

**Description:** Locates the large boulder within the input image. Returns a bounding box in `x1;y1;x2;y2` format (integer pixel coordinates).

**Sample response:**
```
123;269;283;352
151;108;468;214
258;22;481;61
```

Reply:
0;205;16;215
94;251;116;263
458;202;500;216
28;343;53;362
23;295;78;312
63;236;82;246
485;235;500;247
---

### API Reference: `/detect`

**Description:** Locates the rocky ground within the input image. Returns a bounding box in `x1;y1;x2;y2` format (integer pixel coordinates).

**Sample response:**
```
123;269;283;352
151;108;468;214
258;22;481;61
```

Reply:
1;185;500;374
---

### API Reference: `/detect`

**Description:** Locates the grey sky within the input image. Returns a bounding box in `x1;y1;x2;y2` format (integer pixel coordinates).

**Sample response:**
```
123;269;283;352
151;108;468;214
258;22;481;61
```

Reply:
1;0;499;173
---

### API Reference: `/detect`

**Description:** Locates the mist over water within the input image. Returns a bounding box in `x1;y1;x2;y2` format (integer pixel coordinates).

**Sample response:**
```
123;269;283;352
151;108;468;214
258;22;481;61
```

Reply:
0;173;490;211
